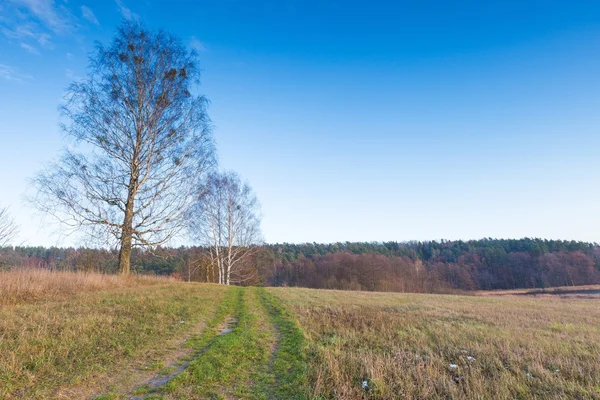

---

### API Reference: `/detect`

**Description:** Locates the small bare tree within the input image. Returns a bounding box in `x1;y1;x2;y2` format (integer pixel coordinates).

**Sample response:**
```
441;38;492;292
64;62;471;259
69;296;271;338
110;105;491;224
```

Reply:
189;172;262;285
0;206;18;247
31;21;214;274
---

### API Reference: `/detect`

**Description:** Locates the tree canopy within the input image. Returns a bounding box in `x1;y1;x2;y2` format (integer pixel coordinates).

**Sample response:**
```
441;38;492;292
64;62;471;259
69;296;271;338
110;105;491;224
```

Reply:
31;21;215;273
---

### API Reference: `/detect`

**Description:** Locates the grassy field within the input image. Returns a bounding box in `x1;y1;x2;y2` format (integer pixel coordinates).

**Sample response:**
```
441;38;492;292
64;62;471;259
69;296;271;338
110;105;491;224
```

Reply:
0;270;227;399
273;287;600;399
0;270;308;400
1;270;599;399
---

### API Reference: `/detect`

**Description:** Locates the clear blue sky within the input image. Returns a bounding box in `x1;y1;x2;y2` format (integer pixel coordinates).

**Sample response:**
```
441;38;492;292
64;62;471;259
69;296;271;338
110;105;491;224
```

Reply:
1;0;599;246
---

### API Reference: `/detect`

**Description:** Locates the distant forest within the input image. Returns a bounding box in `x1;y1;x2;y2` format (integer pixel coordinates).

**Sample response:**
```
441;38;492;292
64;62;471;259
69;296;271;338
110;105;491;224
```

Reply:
2;238;599;293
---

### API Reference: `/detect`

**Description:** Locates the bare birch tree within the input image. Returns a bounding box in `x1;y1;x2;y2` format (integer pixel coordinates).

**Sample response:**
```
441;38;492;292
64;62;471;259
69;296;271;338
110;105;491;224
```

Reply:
31;21;214;274
189;172;262;285
0;206;18;247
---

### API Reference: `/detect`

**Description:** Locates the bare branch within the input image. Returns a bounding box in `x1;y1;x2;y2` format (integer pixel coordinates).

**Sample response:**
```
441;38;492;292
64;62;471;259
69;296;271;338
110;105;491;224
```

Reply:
30;21;215;273
188;171;263;285
0;206;19;247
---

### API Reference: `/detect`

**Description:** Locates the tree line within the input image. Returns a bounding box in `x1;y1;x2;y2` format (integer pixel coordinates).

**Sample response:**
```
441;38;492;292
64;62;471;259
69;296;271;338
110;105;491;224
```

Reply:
266;239;600;292
2;238;599;292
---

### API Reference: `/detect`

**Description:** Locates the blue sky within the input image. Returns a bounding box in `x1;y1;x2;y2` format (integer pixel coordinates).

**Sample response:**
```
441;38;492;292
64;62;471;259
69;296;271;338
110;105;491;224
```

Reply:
1;0;600;246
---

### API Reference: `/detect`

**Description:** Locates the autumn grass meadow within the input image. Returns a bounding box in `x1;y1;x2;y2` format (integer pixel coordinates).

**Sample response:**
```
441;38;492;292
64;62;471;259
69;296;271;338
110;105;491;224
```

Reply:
0;269;227;399
1;269;599;399
0;270;307;400
271;287;600;399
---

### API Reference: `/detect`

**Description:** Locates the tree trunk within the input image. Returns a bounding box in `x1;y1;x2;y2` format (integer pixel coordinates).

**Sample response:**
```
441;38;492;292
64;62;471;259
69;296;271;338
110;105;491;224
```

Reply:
118;183;136;275
118;232;132;274
216;250;222;284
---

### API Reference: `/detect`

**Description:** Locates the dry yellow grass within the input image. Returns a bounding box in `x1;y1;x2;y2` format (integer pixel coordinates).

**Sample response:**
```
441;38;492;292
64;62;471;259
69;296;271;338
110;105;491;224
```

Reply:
0;269;226;399
270;287;600;399
0;268;172;306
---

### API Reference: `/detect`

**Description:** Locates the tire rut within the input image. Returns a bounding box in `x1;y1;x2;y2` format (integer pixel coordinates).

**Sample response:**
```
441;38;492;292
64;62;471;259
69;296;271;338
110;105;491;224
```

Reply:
255;290;284;400
127;315;238;400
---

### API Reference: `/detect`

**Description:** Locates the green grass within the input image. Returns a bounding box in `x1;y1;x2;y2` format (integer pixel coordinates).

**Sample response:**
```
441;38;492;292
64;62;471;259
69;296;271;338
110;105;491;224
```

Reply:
162;287;275;399
257;288;310;399
134;287;311;399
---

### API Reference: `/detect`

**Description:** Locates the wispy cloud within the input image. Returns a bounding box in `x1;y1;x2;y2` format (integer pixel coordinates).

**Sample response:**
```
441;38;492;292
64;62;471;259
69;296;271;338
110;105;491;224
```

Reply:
19;41;39;54
190;36;206;52
81;5;99;25
8;0;74;33
1;22;53;48
0;64;33;82
0;0;78;53
37;31;50;45
115;0;138;20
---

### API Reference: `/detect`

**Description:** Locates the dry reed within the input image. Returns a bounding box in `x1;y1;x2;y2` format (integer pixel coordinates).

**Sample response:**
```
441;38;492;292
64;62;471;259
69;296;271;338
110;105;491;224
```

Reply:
0;268;172;306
